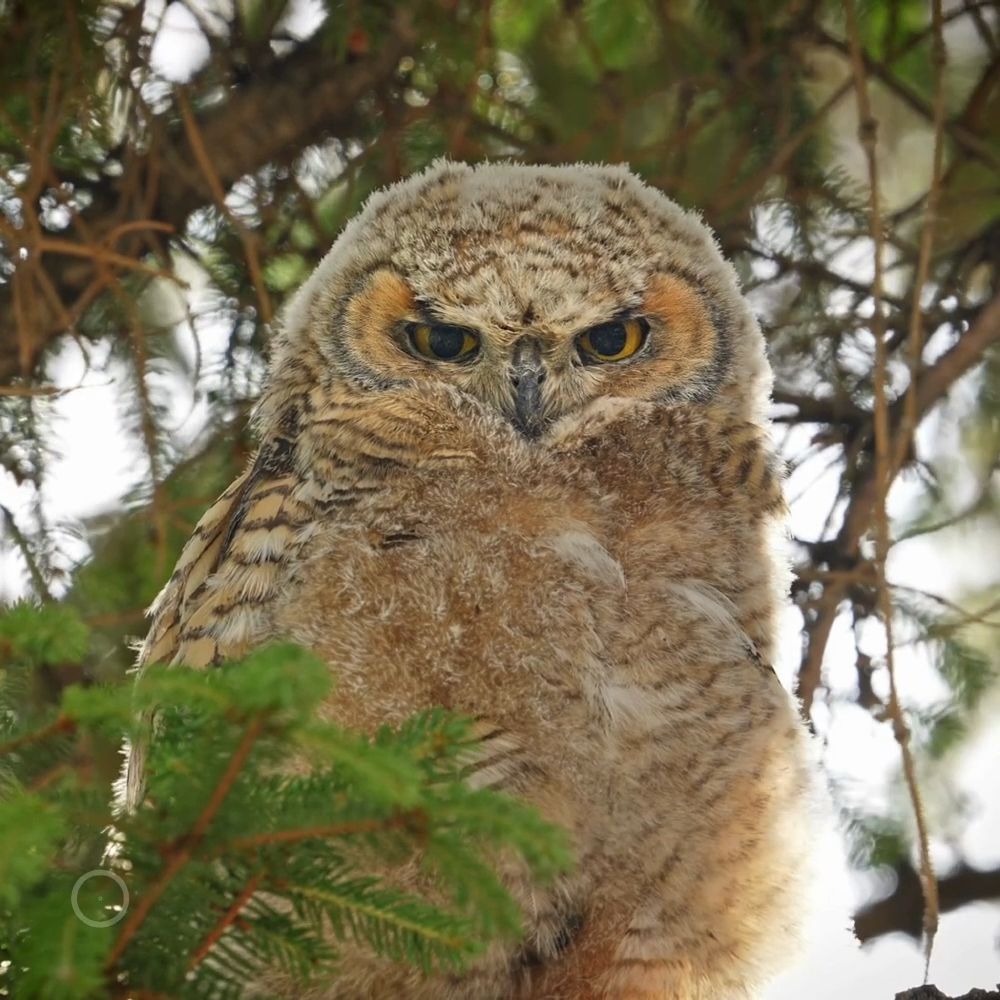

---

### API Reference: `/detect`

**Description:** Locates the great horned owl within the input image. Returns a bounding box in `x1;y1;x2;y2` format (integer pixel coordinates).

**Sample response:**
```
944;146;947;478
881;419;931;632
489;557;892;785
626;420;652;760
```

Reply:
128;161;816;999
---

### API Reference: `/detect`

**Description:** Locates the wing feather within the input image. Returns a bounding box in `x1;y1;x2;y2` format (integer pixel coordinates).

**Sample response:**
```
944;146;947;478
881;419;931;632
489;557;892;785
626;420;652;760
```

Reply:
123;448;307;810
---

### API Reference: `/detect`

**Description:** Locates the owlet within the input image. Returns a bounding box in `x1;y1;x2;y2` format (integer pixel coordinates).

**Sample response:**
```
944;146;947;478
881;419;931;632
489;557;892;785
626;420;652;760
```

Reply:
127;161;817;999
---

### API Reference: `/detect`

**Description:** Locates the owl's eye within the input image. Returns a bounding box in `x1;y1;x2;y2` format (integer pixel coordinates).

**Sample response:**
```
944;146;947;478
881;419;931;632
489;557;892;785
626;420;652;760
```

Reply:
407;322;479;361
576;318;649;364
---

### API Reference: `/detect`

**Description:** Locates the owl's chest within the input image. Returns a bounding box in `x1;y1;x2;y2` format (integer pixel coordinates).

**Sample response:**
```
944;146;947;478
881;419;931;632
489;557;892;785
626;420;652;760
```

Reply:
271;465;620;721
273;449;763;737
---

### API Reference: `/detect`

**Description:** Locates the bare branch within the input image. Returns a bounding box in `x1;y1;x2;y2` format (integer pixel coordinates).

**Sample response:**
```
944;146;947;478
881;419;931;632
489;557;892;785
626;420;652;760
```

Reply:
855;862;1000;943
895;988;1000;1000
843;0;939;961
815;26;1000;172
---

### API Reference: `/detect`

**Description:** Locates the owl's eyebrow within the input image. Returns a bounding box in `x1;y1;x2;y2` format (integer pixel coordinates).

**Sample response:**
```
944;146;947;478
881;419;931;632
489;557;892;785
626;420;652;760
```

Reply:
573;307;646;334
412;299;443;323
410;299;479;330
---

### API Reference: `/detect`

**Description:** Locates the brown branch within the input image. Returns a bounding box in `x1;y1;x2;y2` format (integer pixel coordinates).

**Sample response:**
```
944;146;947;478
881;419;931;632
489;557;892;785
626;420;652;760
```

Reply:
34;238;178;280
186;870;263;972
0;714;76;756
223;811;419;855
843;0;939;964
0;383;63;397
105;714;266;971
893;0;948;474
175;87;273;324
913;292;1000;415
797;582;847;719
855;862;1000;943
772;389;868;425
101;220;176;245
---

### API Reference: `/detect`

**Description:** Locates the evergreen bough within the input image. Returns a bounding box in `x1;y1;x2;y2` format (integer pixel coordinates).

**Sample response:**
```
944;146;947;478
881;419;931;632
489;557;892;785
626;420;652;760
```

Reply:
0;602;570;999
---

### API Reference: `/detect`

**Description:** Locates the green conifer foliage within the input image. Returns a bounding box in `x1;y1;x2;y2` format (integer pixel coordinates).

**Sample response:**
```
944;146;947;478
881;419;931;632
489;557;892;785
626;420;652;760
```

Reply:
0;605;569;998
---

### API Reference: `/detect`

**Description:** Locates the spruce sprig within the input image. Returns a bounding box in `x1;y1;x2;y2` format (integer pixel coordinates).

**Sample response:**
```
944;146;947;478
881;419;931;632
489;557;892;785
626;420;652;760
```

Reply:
0;603;570;999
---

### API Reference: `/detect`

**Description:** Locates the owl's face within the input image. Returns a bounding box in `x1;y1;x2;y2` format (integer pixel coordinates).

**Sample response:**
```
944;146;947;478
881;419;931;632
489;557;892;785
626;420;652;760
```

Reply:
274;162;771;440
333;264;725;440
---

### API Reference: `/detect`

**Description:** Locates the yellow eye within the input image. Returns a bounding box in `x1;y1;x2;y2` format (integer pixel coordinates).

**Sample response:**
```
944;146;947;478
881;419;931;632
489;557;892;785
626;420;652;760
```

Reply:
407;322;480;361
576;318;649;364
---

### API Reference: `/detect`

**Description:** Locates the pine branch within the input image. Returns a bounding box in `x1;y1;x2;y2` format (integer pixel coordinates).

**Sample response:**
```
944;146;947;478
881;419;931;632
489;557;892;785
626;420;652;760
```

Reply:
0;621;568;997
842;0;939;961
106;715;268;970
796;289;1000;716
0;713;75;756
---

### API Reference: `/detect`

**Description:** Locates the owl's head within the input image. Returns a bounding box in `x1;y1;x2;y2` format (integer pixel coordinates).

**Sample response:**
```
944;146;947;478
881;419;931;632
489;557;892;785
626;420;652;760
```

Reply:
265;161;770;442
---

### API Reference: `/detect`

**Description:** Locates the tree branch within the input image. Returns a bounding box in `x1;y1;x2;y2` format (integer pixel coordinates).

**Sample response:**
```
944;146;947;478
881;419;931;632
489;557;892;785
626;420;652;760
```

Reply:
837;291;1000;557
815;27;1000;171
150;14;414;226
855;862;1000;943
896;989;1000;1000
0;12;415;384
105;715;266;971
796;290;1000;712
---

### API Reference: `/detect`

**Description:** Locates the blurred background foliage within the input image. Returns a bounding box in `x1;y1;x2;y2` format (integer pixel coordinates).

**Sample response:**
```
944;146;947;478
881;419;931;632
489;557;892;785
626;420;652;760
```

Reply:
1;0;999;974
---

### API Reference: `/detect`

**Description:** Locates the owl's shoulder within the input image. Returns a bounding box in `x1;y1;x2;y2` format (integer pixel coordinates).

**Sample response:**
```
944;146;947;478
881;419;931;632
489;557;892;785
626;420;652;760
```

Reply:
138;454;313;671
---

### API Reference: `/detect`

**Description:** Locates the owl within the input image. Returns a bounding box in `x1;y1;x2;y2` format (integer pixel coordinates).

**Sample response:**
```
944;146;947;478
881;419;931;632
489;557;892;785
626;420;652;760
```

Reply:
126;161;817;999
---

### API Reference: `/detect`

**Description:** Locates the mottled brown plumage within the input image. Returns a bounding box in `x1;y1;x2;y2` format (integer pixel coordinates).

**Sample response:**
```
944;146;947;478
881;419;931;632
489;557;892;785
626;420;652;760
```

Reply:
126;161;817;998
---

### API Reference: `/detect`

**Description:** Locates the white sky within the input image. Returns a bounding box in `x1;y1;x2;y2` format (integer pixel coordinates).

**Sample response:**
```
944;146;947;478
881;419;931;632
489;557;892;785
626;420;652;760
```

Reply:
0;2;998;996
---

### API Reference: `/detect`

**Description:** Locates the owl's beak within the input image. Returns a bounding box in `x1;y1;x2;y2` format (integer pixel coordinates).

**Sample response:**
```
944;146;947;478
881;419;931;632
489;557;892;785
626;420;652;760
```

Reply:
509;337;547;439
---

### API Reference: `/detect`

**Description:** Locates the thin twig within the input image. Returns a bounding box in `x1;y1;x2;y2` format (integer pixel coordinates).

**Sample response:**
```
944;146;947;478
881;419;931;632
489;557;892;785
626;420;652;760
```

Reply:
893;0;948;474
0;382;112;398
843;0;939;970
894;589;1000;636
176;88;274;324
224;811;420;854
186;870;263;972
0;504;52;601
897;486;995;541
35;238;179;281
0;714;75;757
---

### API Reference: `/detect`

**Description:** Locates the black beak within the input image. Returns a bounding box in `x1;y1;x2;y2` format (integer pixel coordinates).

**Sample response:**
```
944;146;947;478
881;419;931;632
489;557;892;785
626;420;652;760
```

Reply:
510;338;547;439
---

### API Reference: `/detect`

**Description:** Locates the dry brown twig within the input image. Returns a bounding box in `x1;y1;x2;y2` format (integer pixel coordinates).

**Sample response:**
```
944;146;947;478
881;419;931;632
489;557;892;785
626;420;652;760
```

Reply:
176;87;274;325
842;0;940;970
894;0;948;474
